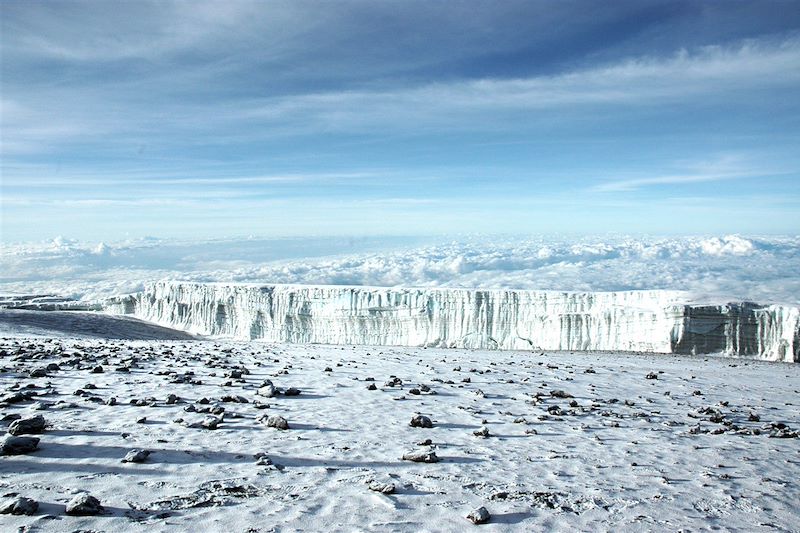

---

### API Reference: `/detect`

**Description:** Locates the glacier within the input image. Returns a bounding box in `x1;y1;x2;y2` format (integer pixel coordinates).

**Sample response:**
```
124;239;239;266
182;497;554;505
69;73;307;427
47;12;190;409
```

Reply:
105;281;800;362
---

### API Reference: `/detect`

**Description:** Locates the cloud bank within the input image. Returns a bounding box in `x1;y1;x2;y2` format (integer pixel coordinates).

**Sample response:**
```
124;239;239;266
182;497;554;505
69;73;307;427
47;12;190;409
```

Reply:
1;235;797;305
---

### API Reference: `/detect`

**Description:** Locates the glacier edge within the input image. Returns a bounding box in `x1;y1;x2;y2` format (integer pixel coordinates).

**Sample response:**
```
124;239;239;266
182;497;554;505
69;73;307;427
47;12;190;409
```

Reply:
105;281;800;362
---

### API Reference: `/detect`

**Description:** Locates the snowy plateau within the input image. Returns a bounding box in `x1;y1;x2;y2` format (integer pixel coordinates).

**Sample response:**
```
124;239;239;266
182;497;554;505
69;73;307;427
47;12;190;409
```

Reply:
0;320;798;532
1;236;799;531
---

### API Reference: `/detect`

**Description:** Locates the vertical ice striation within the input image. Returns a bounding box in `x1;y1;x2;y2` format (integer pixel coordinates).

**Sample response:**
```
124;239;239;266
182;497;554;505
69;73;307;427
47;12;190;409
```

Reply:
105;281;800;362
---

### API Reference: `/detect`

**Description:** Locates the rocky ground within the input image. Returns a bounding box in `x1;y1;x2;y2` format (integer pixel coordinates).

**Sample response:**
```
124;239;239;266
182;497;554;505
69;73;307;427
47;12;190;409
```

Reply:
1;333;799;532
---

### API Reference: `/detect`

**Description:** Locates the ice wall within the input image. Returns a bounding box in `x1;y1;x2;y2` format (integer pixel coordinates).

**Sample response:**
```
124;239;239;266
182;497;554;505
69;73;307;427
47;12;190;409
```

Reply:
106;281;800;362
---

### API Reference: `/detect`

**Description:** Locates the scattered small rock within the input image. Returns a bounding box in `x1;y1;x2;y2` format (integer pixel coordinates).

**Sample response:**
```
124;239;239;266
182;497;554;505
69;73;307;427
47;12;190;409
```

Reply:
368;481;396;494
473;426;491;438
264;415;289;430
1;435;40;455
65;493;103;516
122;449;151;463
254;452;273;466
8;414;46;435
410;415;433;428
402;450;439;463
467;506;491;524
195;415;223;430
385;377;403;387
0;496;38;515
257;380;276;398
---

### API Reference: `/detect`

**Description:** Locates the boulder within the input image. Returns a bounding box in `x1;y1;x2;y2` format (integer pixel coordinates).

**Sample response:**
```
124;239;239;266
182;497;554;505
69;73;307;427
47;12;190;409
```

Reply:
410;415;433;428
0;496;38;515
1;435;40;455
8;415;46;435
65;493;103;516
467;506;491;524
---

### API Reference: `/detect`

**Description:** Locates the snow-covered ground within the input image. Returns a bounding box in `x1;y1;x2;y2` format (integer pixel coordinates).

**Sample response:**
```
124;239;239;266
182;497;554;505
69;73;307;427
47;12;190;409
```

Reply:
1;312;799;531
0;309;197;341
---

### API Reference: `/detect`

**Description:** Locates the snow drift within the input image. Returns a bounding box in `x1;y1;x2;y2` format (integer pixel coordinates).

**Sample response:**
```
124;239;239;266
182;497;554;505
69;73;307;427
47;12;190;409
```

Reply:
106;281;800;362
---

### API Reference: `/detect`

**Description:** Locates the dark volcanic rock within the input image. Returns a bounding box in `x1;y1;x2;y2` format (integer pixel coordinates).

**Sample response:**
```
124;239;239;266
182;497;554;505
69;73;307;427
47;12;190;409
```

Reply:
1;435;40;455
368;481;396;494
122;449;152;463
385;377;403;387
467;506;491;524
65;493;103;516
263;415;289;430
29;368;48;378
410;415;433;428
473;426;491;438
1;413;22;424
8;414;46;435
257;380;276;398
187;415;222;430
402;449;439;463
0;496;38;515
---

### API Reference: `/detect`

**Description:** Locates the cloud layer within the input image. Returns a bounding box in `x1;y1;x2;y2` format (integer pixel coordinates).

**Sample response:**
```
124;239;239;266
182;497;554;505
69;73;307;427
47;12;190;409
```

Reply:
1;235;797;305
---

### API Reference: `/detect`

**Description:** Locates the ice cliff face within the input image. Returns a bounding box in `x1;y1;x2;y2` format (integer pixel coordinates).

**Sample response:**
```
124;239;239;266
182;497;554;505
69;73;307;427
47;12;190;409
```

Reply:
106;281;800;362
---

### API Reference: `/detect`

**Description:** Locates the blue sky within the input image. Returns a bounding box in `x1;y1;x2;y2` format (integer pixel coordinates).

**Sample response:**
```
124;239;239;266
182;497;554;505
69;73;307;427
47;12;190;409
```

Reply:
2;0;800;241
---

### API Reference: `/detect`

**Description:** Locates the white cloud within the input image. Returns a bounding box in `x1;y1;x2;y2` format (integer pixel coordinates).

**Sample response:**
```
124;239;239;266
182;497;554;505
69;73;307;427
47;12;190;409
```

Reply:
231;36;800;133
591;154;792;193
593;170;756;192
1;235;798;305
8;1;263;62
4;34;799;152
699;235;755;256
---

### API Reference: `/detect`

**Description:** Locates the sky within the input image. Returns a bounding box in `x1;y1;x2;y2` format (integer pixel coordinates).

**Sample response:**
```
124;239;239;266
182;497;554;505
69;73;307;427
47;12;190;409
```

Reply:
2;0;800;242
